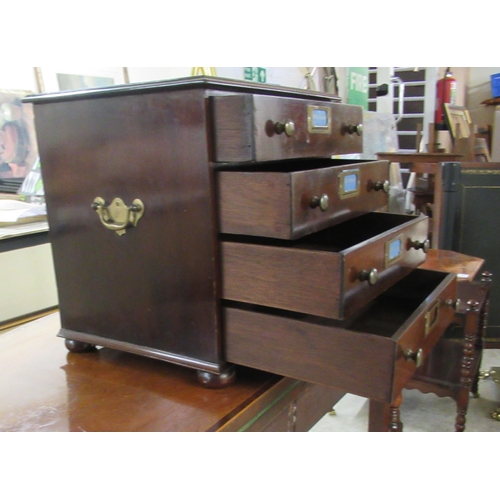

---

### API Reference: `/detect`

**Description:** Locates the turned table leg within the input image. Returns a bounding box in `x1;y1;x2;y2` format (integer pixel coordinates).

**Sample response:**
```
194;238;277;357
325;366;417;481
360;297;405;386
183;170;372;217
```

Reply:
369;393;403;432
455;299;480;432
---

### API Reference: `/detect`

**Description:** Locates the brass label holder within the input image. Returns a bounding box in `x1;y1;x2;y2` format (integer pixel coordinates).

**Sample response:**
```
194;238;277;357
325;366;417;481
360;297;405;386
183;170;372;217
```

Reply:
92;197;145;236
385;234;403;268
424;300;440;336
307;105;332;134
338;169;360;199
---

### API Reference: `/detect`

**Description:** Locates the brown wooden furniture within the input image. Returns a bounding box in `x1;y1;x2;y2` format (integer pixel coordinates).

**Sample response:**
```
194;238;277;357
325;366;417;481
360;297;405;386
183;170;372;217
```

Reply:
26;77;459;432
408;250;490;431
407;279;490;431
0;312;343;432
376;152;463;249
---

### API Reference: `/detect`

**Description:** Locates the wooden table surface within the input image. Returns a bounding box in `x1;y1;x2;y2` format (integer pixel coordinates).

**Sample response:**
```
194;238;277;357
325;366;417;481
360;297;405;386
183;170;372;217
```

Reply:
0;312;341;432
418;248;485;280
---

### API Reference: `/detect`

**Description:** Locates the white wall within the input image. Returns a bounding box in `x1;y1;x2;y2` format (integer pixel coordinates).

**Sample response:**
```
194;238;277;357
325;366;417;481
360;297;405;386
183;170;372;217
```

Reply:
466;67;500;126
1;68;39;93
1;67;343;99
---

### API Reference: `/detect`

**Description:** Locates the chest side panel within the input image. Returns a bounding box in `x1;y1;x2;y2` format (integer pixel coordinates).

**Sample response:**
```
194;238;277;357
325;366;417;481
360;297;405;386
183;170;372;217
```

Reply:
33;88;221;364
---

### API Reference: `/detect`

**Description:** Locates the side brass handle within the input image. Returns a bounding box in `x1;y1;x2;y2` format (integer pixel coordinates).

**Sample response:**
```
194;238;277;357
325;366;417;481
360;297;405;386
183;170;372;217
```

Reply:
404;348;423;367
346;124;363;136
92;197;145;236
358;268;378;285
374;180;390;193
275;120;295;137
310;194;329;212
410;239;430;253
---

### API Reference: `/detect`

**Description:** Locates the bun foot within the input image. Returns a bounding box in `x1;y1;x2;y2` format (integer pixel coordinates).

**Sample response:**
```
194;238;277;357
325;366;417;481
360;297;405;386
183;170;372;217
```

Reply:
197;365;236;388
65;338;96;353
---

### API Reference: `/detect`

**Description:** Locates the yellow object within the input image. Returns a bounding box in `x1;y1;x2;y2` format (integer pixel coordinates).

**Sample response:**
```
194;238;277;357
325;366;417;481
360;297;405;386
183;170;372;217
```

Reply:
191;67;217;76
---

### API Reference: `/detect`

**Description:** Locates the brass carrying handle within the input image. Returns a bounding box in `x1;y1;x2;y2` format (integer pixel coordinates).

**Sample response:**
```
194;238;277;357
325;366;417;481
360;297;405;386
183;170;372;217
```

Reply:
92;197;145;236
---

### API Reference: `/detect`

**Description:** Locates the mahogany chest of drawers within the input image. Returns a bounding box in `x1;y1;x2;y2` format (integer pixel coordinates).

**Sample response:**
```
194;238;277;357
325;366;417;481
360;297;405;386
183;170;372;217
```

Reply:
25;76;456;413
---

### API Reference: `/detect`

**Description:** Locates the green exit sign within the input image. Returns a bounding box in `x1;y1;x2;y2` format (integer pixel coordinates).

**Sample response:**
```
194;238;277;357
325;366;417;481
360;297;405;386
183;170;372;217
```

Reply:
244;67;266;83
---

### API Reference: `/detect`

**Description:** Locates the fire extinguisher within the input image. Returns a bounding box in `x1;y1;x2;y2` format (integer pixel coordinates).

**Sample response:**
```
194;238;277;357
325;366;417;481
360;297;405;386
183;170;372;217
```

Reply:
435;67;457;128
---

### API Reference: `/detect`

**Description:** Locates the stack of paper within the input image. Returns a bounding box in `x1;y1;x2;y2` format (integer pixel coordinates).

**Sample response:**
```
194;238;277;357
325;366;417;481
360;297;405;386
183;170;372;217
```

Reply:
0;200;47;226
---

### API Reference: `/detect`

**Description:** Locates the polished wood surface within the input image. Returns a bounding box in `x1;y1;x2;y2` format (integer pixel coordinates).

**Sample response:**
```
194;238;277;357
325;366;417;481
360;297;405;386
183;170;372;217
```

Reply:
224;269;456;404
376;152;463;163
221;213;428;320
419;248;485;280
0;313;342;432
212;95;362;162
32;86;224;372
217;160;390;239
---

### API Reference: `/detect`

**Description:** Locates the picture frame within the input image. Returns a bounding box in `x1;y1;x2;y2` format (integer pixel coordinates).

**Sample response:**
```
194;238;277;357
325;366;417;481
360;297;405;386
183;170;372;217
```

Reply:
34;67;128;93
444;103;472;140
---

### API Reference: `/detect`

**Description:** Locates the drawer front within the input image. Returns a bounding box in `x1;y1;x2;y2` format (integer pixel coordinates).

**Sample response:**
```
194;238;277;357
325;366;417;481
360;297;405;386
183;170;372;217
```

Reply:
341;214;430;318
223;270;457;403
217;160;390;239
221;213;429;320
223;305;397;402
212;94;363;163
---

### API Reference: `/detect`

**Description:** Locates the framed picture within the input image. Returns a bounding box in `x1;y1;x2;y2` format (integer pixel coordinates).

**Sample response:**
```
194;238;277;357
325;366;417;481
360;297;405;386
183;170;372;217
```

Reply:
0;90;38;188
34;67;128;93
444;104;472;140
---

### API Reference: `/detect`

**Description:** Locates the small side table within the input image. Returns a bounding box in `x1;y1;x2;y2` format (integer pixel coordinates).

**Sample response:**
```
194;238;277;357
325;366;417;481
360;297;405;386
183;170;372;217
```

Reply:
406;250;492;431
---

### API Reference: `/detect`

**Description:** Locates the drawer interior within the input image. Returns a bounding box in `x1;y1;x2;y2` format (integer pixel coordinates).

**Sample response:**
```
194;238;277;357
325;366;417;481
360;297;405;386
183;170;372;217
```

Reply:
216;157;375;173
221;212;420;253
341;268;451;337
223;268;455;401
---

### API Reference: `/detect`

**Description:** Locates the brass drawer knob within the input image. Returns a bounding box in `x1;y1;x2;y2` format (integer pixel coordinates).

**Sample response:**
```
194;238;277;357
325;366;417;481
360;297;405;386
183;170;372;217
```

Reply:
310;194;329;212
404;348;423;368
445;298;461;311
346;124;363;136
410;239;430;253
358;268;378;285
275;120;295;137
374;180;390;193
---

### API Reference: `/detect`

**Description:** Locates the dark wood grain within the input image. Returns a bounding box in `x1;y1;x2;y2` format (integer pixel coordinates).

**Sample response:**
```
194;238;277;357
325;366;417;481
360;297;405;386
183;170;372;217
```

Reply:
0;313;343;432
32;86;223;370
223;305;397;402
212;95;362;162
217;160;390;239
221;213;429;320
224;269;457;403
221;241;342;318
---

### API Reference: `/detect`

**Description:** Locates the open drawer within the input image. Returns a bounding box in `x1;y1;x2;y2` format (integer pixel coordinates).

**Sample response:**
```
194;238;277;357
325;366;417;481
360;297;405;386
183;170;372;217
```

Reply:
217;159;390;239
221;212;430;320
223;268;458;403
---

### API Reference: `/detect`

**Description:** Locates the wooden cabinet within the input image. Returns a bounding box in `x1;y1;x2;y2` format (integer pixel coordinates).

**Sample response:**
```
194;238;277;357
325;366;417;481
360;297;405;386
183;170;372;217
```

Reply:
26;77;458;431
